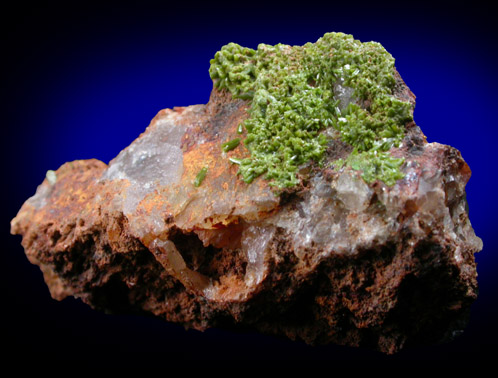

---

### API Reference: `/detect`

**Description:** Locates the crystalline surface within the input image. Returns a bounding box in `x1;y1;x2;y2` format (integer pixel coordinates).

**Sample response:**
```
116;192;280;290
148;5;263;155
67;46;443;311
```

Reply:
334;82;356;110
241;224;275;287
334;172;372;212
102;109;188;215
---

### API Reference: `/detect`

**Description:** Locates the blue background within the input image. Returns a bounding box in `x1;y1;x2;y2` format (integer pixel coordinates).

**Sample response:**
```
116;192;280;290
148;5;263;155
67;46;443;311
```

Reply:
2;0;496;365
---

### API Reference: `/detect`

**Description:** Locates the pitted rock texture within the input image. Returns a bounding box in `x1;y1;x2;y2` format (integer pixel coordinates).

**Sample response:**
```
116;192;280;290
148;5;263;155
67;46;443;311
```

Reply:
11;73;482;354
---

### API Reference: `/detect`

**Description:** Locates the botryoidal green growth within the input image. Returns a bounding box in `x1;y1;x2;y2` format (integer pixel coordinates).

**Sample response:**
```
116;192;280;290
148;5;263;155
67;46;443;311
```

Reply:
209;32;413;189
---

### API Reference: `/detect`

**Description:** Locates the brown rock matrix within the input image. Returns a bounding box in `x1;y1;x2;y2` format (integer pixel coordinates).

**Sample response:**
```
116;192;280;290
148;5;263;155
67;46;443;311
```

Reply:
11;57;482;354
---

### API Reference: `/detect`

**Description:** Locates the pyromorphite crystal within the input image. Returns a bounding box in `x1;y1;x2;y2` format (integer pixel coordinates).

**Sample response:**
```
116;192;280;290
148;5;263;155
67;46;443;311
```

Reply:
221;138;241;152
193;167;208;187
209;32;412;189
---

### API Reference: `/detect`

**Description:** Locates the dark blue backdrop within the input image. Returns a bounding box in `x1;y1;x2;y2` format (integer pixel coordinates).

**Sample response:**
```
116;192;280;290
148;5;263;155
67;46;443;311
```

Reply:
2;1;496;365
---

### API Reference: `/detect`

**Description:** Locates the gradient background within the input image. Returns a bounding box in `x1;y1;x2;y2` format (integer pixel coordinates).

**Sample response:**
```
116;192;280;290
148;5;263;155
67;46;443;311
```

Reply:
2;0;496;365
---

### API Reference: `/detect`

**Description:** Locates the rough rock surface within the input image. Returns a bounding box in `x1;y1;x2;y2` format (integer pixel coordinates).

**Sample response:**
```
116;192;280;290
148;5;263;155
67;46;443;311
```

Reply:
11;67;482;354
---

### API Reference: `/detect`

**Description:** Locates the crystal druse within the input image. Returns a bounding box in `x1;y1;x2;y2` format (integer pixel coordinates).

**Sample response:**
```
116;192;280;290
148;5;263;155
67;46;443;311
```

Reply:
11;33;482;354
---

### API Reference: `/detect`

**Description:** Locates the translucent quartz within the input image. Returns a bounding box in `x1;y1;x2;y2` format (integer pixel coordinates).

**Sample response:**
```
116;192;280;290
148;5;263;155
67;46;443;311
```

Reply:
102;111;187;216
334;82;356;110
271;173;350;257
26;182;52;210
334;171;372;212
266;144;481;270
150;238;210;294
241;224;275;287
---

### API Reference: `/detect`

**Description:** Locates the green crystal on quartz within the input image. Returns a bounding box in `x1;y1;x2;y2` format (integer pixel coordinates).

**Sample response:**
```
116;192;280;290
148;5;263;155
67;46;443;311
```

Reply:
209;32;412;189
193;167;208;188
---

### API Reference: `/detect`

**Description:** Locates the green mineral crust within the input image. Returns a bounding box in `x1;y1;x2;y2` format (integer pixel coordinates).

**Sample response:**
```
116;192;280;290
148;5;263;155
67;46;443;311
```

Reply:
209;32;413;189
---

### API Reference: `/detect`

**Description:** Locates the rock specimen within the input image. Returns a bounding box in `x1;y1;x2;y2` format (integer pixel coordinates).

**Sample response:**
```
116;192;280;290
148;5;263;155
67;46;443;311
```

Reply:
11;33;482;354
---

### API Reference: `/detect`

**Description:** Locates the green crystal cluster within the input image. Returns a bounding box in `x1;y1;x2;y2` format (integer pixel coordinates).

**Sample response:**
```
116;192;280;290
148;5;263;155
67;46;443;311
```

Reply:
209;32;412;189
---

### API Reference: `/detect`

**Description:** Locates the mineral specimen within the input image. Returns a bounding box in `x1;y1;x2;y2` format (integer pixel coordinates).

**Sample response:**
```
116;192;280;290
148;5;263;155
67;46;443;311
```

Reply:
11;32;482;354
